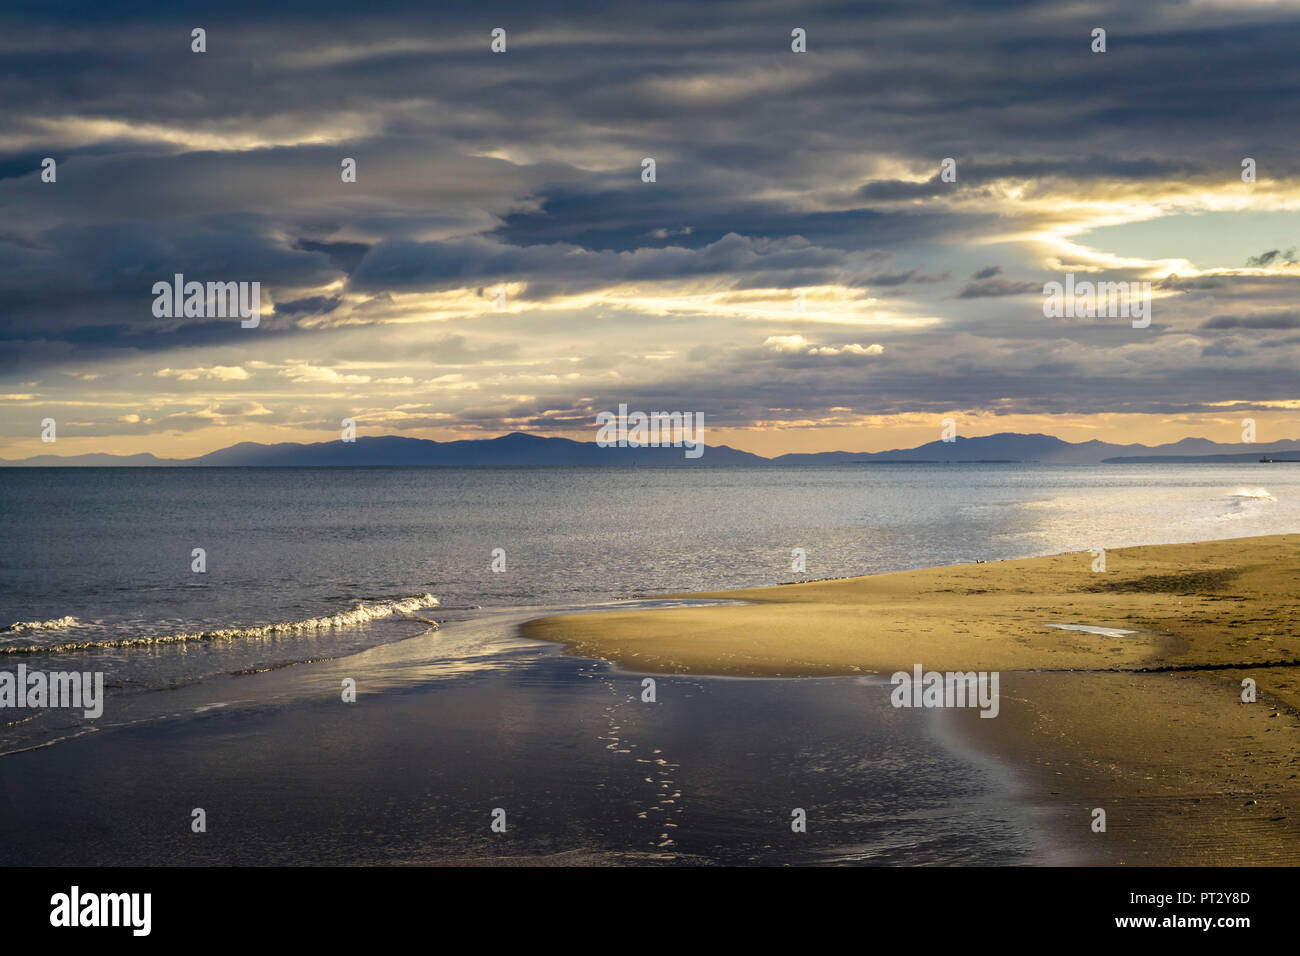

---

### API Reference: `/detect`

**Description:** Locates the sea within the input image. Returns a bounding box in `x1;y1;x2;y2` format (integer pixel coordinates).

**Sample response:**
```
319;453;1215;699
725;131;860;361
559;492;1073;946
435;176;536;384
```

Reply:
0;463;1295;864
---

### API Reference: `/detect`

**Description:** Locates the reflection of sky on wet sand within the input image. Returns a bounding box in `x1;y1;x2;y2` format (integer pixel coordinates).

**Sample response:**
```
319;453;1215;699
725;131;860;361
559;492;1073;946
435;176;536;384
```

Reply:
0;608;1047;865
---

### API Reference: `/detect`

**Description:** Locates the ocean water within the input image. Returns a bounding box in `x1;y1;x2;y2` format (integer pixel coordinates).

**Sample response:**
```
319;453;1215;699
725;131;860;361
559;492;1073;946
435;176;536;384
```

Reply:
0;463;1295;864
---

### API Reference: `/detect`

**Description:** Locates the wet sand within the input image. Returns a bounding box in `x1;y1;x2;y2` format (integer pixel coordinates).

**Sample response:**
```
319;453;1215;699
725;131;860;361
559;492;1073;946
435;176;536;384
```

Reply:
0;608;1042;866
522;534;1300;864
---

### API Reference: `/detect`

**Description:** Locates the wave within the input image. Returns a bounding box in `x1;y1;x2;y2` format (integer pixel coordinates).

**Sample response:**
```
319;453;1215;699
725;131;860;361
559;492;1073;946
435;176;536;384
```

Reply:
1;616;79;634
0;594;438;655
1217;487;1278;521
1229;487;1276;501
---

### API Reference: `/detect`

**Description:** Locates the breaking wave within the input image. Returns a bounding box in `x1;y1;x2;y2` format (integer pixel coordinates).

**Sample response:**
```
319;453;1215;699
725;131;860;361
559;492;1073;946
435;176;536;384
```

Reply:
1229;487;1276;501
1217;487;1278;521
1;616;79;634
0;594;438;655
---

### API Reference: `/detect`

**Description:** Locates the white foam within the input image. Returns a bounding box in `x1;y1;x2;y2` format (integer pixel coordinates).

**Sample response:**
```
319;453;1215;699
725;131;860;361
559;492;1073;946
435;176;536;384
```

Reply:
0;594;438;654
1;615;78;633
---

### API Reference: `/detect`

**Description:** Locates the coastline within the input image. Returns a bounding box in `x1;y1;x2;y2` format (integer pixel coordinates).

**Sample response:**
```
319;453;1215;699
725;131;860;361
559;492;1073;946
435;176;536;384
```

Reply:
522;534;1300;864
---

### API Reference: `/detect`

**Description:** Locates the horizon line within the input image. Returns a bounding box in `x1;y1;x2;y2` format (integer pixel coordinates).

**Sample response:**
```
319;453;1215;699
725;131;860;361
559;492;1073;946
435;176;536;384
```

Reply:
5;428;1300;465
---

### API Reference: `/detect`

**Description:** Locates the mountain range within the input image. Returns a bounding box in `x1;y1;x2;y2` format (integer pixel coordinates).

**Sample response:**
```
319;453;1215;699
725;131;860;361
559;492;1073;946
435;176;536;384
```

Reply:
4;431;1300;467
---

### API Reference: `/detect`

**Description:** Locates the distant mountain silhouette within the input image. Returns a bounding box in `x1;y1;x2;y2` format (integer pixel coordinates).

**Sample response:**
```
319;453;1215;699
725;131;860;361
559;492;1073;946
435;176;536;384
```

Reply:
4;430;1300;467
770;432;1300;465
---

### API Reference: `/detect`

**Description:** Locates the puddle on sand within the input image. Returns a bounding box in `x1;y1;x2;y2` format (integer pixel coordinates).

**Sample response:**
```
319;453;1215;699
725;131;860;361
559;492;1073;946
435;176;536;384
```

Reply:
1042;622;1136;638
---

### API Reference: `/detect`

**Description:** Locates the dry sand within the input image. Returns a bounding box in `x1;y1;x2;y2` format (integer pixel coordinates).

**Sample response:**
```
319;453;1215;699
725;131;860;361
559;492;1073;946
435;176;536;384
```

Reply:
523;534;1300;864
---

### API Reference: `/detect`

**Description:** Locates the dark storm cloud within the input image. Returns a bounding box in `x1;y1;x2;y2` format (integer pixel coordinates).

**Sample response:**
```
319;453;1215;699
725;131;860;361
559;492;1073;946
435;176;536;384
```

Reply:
349;232;847;294
1246;248;1298;268
858;177;947;201
0;216;341;343
488;182;974;253
859;270;919;287
958;276;1042;298
273;295;345;317
1201;311;1300;331
293;240;371;276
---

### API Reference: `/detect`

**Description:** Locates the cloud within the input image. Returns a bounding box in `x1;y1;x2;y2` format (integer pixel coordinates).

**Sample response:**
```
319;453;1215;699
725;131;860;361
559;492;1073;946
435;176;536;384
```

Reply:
858;177;946;201
155;365;250;381
1245;248;1299;268
809;343;884;357
348;232;847;295
280;364;372;384
1201;311;1300;330
3;0;1300;453
763;335;811;353
764;334;884;359
958;276;1043;299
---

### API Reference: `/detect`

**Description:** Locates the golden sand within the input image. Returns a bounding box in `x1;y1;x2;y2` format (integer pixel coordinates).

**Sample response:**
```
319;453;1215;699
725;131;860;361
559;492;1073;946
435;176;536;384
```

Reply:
522;534;1300;864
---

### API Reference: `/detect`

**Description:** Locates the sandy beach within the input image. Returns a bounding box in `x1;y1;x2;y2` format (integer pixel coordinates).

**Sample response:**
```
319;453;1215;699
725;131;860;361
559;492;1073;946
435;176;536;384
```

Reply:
524;534;1300;864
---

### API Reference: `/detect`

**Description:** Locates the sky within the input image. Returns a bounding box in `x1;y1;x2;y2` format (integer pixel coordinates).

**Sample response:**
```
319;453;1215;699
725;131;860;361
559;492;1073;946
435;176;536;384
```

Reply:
2;0;1299;460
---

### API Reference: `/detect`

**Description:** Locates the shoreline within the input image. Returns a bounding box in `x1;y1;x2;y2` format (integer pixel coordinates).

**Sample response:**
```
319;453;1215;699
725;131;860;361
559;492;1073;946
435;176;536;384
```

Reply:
522;534;1300;864
0;609;1038;865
